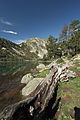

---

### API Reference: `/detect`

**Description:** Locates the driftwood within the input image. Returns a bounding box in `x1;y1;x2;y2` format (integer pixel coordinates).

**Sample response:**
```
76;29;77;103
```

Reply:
0;64;76;120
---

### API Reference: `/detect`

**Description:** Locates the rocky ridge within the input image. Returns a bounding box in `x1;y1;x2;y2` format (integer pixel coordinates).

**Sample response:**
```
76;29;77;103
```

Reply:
0;37;48;60
0;38;25;60
20;37;48;59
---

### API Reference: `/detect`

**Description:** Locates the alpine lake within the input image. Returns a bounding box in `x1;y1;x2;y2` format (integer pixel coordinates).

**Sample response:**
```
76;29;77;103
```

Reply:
0;60;39;112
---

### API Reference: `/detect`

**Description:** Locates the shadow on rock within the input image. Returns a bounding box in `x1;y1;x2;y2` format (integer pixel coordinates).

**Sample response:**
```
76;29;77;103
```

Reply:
11;85;61;120
33;85;61;120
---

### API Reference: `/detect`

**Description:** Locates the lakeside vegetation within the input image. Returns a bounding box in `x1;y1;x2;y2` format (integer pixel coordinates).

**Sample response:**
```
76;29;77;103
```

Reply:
57;58;80;120
44;20;80;120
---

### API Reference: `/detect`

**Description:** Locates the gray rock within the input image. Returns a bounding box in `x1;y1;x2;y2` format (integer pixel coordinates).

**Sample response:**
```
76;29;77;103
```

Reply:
22;78;43;96
36;64;46;72
26;37;48;59
21;73;33;84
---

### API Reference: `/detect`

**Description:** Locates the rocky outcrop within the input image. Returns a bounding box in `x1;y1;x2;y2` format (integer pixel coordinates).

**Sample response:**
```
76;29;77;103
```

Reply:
21;37;48;59
0;37;48;60
0;64;76;120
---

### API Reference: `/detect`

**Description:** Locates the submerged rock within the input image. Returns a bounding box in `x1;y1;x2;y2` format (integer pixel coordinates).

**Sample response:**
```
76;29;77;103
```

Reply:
21;73;33;84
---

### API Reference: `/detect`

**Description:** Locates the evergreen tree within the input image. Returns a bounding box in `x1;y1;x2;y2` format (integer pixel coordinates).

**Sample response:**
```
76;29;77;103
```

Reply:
46;19;80;60
59;25;68;41
69;20;80;36
47;35;58;59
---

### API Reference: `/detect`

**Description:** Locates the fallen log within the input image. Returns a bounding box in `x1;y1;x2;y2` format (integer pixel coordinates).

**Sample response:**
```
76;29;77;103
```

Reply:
0;64;76;120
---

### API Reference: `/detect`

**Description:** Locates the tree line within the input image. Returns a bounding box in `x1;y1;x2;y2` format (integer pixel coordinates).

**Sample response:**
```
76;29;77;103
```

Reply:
44;19;80;60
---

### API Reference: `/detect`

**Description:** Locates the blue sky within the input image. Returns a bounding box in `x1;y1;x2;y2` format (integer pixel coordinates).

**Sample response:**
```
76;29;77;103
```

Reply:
0;0;80;43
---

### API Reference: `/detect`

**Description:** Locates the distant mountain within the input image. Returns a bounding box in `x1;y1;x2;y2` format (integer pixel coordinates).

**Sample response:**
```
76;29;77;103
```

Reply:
0;38;25;60
0;37;48;61
20;37;48;59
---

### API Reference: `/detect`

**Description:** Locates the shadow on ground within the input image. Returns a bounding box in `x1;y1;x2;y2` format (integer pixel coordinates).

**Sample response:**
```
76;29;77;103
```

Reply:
33;85;61;120
11;85;61;120
74;107;80;120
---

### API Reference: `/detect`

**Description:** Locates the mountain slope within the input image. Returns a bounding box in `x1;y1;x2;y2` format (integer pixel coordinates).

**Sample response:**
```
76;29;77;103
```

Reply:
0;37;48;60
20;37;48;59
0;38;26;60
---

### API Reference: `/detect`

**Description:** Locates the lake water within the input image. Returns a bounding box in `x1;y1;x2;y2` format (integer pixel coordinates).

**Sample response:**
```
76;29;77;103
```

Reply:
0;61;38;112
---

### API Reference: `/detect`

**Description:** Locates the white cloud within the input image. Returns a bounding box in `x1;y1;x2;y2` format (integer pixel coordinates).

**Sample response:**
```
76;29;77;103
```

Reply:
0;18;13;26
2;30;18;35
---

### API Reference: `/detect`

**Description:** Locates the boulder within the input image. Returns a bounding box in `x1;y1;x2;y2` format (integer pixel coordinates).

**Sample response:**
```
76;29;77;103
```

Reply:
36;64;46;72
21;73;33;84
22;78;43;96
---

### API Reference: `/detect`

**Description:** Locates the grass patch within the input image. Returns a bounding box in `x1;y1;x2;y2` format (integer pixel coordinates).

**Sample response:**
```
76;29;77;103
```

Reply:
36;69;50;78
57;77;80;120
56;58;65;64
69;60;80;76
53;56;80;120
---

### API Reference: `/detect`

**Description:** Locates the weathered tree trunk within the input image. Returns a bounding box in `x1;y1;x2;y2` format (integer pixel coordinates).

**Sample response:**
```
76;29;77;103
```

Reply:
0;64;76;120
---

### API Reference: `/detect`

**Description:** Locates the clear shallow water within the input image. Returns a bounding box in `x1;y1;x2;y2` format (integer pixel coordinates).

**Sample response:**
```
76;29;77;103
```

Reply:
0;61;38;112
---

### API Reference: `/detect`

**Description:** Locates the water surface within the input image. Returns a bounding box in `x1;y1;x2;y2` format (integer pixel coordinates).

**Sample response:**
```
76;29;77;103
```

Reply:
0;61;38;112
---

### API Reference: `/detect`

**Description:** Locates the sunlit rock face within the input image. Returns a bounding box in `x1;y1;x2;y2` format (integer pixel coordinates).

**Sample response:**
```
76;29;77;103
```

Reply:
24;37;48;59
22;78;43;96
21;73;33;84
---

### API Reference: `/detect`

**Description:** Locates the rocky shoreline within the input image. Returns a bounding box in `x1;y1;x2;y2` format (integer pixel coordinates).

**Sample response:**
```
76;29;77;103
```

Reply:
21;60;76;96
0;58;77;120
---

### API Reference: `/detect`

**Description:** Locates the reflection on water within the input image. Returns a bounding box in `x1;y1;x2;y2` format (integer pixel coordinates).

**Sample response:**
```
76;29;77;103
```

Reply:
0;61;38;112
